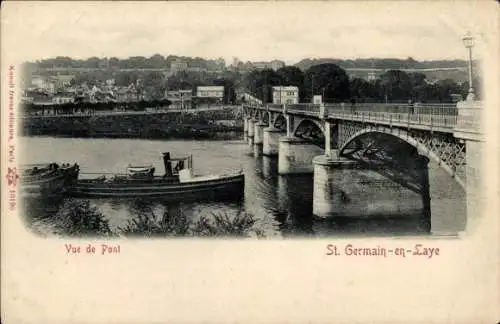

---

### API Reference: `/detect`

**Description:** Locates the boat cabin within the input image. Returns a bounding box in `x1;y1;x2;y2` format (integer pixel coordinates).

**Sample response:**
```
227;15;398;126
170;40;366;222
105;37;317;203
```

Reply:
124;152;193;180
162;152;193;177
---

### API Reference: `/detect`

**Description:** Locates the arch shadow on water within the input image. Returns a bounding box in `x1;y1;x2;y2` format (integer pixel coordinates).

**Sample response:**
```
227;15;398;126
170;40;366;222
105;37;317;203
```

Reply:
258;148;432;238
22;136;462;238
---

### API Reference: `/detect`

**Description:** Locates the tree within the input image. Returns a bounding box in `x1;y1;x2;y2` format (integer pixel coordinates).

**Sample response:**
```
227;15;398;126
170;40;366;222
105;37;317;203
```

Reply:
408;72;428;102
435;78;461;102
213;78;237;104
304;64;350;103
83;57;101;69
276;66;305;101
378;70;412;102
146;54;166;69
349;78;372;101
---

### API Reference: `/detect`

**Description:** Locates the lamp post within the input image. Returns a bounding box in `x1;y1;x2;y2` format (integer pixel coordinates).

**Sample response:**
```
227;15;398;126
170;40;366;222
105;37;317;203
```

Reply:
462;31;475;101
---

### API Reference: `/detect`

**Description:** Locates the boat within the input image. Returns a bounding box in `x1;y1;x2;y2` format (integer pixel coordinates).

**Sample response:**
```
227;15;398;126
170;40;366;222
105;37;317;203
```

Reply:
21;163;80;198
66;152;245;200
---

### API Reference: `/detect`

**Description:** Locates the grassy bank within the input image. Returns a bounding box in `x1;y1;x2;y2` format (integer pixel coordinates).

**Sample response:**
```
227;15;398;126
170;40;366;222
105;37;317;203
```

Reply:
29;200;264;238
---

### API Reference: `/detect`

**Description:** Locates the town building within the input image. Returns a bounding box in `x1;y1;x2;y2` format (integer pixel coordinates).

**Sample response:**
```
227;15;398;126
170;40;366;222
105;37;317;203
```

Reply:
50;74;74;89
52;94;75;104
270;60;285;71
312;95;323;104
170;59;188;74
252;60;286;71
272;86;299;104
196;86;224;99
31;75;56;94
166;89;193;110
187;66;207;73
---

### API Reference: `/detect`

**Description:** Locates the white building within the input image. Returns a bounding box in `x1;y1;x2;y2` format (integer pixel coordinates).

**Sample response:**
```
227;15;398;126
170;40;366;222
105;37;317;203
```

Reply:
166;89;193;109
171;59;188;74
252;60;285;71
50;75;74;88
272;86;299;104
312;95;323;104
31;76;55;94
196;86;224;99
52;95;75;104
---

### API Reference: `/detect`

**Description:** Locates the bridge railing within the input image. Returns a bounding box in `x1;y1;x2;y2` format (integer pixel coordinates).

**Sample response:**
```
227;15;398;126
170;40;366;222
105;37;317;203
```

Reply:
287;103;321;114
244;102;467;130
325;103;459;129
267;104;283;110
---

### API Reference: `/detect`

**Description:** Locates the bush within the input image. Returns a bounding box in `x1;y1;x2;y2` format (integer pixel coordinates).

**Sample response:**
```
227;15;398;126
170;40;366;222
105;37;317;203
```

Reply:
119;208;189;237
189;211;257;237
52;200;113;237
47;199;263;238
120;208;261;238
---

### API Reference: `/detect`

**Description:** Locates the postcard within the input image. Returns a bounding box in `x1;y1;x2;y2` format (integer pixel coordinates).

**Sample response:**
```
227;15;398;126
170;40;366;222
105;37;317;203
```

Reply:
1;1;499;323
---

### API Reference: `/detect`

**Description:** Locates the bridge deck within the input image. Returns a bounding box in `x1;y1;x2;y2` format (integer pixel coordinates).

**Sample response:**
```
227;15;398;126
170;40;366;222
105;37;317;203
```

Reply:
245;102;479;133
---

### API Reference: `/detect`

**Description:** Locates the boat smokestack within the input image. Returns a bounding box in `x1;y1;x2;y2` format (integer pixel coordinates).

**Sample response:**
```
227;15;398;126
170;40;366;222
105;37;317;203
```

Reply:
162;152;173;177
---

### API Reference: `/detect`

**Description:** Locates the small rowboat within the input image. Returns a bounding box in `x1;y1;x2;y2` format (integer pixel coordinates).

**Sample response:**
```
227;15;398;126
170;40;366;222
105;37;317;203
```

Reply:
21;163;80;198
66;152;245;201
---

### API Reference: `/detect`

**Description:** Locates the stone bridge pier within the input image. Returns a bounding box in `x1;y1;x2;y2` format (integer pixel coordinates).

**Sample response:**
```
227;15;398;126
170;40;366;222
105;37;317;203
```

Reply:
253;121;267;156
278;110;327;175
243;116;250;137
312;151;431;226
247;118;255;146
263;126;282;156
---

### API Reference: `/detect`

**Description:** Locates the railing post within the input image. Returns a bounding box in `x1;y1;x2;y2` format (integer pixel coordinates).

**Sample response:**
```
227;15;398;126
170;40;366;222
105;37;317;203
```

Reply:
319;103;327;119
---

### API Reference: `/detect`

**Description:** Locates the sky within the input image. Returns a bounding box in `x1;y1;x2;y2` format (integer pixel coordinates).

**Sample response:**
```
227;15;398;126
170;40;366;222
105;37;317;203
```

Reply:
1;1;494;65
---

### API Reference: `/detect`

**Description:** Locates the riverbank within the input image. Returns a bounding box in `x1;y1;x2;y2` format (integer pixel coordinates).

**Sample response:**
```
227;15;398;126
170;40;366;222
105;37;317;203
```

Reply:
22;109;244;140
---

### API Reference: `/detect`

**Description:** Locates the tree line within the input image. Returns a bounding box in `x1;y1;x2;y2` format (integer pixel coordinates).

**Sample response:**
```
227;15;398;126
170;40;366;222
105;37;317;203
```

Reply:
24;55;226;71
293;57;469;71
242;64;481;103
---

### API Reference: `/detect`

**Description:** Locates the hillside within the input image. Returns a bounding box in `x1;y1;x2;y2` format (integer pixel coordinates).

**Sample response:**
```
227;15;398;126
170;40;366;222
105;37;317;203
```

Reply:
293;58;468;70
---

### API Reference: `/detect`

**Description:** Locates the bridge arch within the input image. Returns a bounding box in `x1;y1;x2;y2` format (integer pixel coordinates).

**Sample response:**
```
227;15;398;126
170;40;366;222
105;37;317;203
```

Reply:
292;118;326;148
339;128;466;190
261;111;270;124
292;118;325;136
273;114;287;130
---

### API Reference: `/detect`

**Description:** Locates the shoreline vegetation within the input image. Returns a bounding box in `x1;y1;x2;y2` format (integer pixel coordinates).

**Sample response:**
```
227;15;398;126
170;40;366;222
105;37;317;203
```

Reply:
27;200;264;238
22;108;244;140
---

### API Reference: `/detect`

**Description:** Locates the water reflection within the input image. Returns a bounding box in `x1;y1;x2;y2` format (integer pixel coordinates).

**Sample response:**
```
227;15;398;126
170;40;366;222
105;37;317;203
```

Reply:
22;137;466;238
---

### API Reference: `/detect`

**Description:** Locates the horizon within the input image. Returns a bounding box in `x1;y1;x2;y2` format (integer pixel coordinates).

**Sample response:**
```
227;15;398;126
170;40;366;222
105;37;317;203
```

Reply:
25;55;471;67
3;2;489;66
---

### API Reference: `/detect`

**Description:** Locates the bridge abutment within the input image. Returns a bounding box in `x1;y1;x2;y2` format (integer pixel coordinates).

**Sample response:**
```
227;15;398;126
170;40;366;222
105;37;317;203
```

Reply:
263;126;282;156
453;100;484;232
312;153;359;217
312;152;427;219
278;136;324;174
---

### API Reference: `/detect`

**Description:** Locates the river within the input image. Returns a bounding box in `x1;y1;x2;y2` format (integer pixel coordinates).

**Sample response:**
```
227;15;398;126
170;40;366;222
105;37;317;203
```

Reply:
20;136;467;238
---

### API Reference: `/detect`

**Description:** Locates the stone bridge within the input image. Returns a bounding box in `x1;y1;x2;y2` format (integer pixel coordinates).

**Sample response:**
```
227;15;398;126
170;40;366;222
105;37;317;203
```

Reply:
242;100;483;234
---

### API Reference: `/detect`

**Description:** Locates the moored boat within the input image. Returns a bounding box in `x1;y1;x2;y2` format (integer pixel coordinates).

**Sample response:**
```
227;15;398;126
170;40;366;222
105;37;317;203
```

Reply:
66;152;244;201
21;163;80;198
